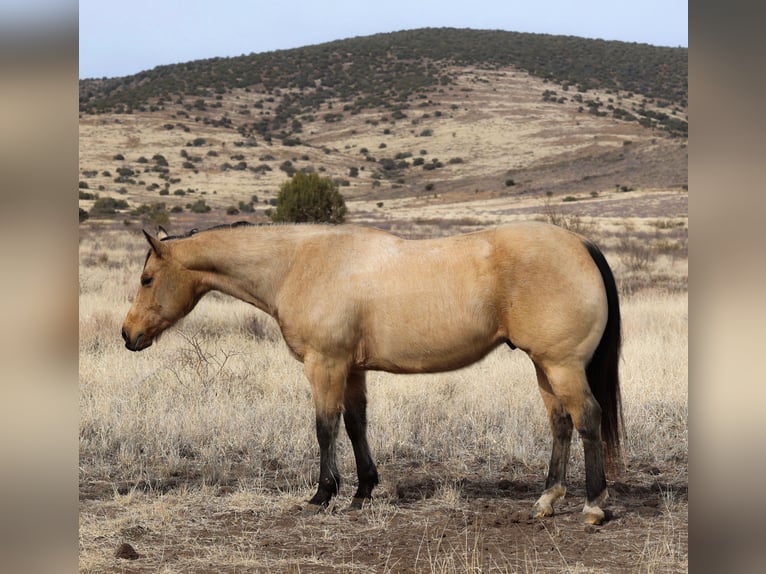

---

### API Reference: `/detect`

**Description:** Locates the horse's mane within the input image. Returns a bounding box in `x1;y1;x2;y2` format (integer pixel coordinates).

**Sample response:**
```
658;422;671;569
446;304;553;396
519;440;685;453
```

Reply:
158;220;338;242
159;220;257;242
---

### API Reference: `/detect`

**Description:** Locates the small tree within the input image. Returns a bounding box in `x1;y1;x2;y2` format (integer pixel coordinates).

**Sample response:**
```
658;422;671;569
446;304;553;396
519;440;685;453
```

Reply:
271;172;347;224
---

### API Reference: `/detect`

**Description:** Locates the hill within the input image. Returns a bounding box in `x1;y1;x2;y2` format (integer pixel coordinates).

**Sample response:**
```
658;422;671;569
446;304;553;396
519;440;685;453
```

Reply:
80;28;687;133
78;27;687;241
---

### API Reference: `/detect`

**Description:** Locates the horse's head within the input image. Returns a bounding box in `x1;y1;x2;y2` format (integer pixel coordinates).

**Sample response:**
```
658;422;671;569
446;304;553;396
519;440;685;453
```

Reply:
121;230;202;351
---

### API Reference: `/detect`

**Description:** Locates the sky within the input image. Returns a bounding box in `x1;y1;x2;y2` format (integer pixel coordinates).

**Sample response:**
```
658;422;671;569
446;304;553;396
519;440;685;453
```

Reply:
78;0;687;79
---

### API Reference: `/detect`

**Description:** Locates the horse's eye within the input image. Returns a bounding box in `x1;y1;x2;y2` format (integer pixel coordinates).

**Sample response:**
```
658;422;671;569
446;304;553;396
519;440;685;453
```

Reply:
140;276;153;287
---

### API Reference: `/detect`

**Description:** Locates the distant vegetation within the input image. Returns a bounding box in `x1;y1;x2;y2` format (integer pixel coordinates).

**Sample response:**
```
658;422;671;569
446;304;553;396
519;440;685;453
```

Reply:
270;172;347;224
79;28;687;137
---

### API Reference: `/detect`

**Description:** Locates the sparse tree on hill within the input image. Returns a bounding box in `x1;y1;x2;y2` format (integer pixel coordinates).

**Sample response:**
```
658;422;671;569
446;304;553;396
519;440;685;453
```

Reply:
271;172;347;224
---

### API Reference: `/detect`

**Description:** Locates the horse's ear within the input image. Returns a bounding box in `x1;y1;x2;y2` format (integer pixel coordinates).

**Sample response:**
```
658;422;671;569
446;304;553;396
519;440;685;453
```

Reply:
143;229;168;258
157;225;169;240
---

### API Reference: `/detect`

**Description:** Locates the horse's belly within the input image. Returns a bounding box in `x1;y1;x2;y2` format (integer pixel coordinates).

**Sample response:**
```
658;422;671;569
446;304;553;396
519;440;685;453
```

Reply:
360;319;502;374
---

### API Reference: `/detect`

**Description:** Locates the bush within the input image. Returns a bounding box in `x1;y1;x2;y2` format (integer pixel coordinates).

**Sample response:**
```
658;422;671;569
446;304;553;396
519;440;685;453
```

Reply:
89;197;129;216
187;199;211;213
271;172;347;224
131;202;169;226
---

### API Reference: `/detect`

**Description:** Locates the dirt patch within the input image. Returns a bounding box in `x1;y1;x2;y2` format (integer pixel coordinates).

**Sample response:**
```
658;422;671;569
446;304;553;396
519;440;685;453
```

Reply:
79;460;687;572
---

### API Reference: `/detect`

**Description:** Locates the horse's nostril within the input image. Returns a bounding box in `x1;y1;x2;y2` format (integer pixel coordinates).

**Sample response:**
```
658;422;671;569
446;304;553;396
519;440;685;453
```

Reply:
121;328;129;343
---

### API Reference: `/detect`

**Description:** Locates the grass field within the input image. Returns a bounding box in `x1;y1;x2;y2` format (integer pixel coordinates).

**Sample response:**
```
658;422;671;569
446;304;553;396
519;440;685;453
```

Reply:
79;215;687;572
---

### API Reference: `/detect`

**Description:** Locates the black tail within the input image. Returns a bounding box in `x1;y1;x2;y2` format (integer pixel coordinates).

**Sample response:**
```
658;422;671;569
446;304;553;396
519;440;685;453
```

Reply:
583;240;623;474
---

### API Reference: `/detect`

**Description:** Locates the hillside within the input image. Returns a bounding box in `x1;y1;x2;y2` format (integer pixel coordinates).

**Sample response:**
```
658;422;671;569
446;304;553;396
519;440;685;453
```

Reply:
80;28;687;132
78;27;687;238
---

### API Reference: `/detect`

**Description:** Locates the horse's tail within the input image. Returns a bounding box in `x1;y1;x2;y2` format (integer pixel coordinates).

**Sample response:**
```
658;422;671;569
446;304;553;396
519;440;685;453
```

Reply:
583;240;623;475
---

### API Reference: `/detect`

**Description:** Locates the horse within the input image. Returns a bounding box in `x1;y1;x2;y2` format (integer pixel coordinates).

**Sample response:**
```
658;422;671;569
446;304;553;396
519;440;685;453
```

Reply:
121;221;622;525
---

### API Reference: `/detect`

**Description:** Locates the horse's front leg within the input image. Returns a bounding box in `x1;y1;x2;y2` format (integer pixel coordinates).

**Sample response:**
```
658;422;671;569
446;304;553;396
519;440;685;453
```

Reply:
303;353;348;512
343;371;379;508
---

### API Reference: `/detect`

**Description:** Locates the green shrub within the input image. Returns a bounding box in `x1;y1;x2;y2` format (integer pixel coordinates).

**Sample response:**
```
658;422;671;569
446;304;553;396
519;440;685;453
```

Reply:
89;197;129;216
187;199;211;213
271;172;346;224
131;202;169;226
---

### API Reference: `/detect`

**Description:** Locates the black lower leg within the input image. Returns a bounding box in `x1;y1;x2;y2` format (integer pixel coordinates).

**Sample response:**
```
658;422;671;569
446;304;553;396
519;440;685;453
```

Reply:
308;413;341;507
545;406;573;490
579;401;607;505
344;373;379;502
582;436;607;503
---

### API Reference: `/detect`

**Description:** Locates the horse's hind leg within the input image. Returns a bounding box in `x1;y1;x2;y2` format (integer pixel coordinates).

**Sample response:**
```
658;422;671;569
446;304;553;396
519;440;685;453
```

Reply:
532;364;573;518
538;362;608;525
343;371;379;508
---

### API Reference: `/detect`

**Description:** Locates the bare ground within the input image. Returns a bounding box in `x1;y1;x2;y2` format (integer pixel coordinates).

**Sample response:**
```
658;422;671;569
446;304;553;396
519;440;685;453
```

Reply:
79;458;687;573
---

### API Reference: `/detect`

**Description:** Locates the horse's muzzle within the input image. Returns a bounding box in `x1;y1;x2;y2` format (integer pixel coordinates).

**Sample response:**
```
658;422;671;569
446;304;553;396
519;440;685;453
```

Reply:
122;327;149;352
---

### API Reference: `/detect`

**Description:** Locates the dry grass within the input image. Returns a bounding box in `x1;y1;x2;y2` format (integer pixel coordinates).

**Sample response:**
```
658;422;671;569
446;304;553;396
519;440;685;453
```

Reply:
79;221;687;572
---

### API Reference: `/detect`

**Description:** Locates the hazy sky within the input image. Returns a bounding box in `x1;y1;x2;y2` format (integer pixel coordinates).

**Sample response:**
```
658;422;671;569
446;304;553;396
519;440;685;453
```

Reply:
79;0;687;79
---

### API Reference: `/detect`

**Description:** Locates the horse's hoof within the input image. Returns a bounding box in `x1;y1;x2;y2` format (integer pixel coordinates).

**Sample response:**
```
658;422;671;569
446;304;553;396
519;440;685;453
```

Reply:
581;508;605;525
530;502;554;519
349;497;370;510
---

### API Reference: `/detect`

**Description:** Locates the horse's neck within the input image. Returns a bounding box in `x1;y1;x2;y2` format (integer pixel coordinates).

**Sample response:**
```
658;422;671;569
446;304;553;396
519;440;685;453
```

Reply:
178;228;296;315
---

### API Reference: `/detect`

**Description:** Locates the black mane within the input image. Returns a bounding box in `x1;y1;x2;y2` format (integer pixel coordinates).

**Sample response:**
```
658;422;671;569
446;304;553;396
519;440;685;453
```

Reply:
160;220;256;242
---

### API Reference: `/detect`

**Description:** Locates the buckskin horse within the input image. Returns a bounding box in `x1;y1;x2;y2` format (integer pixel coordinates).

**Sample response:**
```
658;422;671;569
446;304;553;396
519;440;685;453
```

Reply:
121;221;622;524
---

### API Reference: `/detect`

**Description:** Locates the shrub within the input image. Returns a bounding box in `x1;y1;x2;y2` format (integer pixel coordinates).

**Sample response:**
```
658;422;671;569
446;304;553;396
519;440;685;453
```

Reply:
89;197;129;216
271;172;347;224
131;202;169;226
79;208;89;223
187;199;211;213
505;179;515;187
